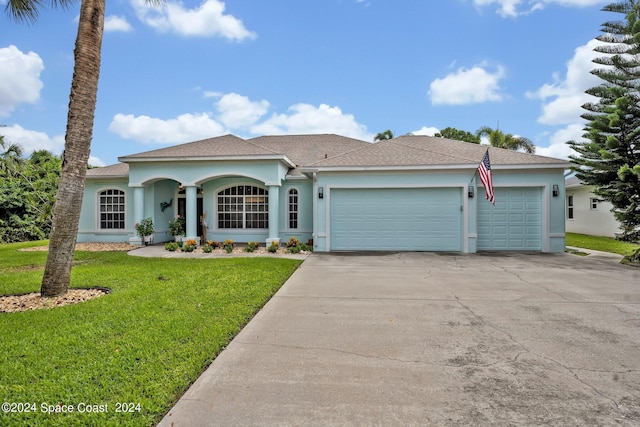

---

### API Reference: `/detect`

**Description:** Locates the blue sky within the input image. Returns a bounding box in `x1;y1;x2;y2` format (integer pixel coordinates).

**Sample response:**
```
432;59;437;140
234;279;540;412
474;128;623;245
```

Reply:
0;0;611;166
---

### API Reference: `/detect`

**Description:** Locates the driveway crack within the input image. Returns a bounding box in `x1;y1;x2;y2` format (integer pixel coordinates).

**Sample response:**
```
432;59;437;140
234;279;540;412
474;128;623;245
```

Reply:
454;296;627;412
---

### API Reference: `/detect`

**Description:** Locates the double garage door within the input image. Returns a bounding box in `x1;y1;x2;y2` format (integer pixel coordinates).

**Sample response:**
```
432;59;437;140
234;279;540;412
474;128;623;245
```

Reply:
330;188;462;251
329;186;543;252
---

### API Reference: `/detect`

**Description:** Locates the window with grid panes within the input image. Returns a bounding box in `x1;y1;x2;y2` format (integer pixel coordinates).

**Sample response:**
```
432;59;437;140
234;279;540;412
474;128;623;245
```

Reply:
288;189;298;229
217;186;269;229
99;189;126;229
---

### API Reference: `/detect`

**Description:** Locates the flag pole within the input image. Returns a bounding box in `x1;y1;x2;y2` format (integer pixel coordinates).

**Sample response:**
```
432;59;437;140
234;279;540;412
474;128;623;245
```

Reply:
476;148;495;205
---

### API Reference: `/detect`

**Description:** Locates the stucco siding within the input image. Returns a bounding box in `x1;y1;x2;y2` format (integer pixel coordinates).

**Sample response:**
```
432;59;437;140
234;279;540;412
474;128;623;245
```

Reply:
566;186;621;238
77;179;133;243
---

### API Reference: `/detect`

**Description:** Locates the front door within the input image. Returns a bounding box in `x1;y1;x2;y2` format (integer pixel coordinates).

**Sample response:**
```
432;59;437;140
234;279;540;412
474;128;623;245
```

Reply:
178;197;204;238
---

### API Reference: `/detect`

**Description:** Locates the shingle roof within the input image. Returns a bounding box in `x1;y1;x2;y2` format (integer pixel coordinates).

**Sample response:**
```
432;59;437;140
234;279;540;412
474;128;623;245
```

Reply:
306;135;569;168
565;176;583;188
88;134;569;179
118;134;281;160
249;134;371;176
86;162;129;177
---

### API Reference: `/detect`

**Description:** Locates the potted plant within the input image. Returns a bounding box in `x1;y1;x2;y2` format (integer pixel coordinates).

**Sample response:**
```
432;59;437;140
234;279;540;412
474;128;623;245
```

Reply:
135;217;154;245
168;215;185;241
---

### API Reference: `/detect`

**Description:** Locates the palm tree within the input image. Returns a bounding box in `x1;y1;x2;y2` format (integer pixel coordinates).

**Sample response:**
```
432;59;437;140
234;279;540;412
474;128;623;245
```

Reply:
0;135;25;177
5;0;161;297
374;129;394;142
475;126;536;154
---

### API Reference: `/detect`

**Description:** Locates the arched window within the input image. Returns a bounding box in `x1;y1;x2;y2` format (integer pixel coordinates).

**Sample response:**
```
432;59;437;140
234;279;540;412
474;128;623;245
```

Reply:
217;185;268;229
99;189;125;229
288;189;298;229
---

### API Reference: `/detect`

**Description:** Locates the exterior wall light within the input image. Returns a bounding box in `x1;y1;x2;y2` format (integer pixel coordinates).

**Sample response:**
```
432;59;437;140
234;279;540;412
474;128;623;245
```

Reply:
468;185;474;198
318;187;324;199
552;184;559;197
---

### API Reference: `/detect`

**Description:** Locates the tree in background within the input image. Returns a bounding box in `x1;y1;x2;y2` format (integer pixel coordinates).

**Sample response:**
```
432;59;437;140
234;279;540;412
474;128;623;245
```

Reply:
0;139;61;243
374;130;394;141
476;126;536;153
568;0;640;242
434;127;480;144
5;0;161;297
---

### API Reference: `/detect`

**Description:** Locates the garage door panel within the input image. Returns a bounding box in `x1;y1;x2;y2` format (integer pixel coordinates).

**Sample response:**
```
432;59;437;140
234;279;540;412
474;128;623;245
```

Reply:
330;188;462;251
478;187;542;251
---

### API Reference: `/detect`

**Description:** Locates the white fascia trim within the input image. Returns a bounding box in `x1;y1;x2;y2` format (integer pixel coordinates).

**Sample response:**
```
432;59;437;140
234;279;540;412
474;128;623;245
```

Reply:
119;155;296;168
86;175;129;179
284;175;310;181
301;163;569;173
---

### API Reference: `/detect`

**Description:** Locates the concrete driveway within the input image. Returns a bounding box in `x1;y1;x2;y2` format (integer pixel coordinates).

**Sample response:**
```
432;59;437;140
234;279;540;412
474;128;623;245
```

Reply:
159;252;640;426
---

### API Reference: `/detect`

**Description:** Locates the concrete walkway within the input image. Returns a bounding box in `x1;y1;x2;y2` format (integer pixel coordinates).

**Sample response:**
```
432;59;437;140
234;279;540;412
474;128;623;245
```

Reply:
157;251;640;426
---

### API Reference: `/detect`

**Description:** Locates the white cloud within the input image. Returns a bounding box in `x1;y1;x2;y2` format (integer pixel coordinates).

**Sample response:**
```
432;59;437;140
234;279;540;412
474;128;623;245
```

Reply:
132;0;256;40
109;93;372;143
0;45;44;117
474;0;605;17
429;64;505;105
89;156;107;167
215;93;269;129
2;124;106;166
527;39;603;125
108;112;226;143
411;126;440;136
251;103;373;141
105;15;133;32
1;124;64;154
536;123;585;159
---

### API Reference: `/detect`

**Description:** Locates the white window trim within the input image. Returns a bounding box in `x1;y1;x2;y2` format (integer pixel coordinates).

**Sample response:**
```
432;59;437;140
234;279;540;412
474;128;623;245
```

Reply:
215;184;269;230
287;187;299;230
96;188;127;230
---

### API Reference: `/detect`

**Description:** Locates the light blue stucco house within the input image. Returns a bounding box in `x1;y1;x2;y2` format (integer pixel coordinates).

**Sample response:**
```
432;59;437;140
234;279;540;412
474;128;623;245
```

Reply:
78;134;569;252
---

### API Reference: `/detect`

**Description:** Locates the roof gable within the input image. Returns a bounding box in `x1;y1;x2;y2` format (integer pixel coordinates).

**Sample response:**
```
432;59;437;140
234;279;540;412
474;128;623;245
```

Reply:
118;134;280;161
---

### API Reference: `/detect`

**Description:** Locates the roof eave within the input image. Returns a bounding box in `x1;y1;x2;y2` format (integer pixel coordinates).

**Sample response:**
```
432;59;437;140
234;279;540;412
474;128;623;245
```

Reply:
118;154;296;168
86;174;129;179
300;162;570;173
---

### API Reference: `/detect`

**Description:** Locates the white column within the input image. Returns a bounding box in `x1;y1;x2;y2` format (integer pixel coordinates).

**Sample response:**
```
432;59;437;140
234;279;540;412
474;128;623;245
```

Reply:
185;186;199;244
131;186;145;245
266;185;280;246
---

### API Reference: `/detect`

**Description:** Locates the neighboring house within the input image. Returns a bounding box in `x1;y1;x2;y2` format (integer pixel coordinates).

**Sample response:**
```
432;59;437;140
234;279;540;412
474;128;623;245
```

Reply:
79;134;569;252
565;176;621;238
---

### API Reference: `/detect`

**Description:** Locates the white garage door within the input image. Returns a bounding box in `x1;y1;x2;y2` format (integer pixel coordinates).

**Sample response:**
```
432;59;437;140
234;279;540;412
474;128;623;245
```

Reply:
477;187;543;250
330;188;462;251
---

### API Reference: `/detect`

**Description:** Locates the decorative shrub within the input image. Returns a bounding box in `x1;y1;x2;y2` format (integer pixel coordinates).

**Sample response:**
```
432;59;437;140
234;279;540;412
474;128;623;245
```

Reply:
300;243;313;252
244;241;259;252
168;215;185;236
267;241;278;253
202;244;213;253
223;239;234;253
184;239;197;247
135;218;154;242
164;242;179;252
288;245;301;254
285;237;300;248
182;243;196;253
207;240;218;248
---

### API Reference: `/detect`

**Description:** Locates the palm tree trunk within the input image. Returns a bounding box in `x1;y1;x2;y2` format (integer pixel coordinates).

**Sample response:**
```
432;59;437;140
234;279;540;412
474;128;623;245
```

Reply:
40;0;104;297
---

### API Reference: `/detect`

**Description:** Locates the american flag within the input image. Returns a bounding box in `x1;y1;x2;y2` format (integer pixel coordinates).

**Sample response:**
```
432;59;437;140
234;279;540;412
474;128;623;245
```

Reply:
478;150;495;205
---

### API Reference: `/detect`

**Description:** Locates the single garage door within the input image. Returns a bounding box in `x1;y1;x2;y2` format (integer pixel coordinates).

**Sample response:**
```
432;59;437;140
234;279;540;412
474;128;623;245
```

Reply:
330;188;462;251
477;187;542;250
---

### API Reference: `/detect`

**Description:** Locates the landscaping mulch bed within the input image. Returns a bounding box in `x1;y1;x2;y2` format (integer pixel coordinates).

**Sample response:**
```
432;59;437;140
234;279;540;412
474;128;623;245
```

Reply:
5;243;128;313
1;288;108;313
19;242;134;252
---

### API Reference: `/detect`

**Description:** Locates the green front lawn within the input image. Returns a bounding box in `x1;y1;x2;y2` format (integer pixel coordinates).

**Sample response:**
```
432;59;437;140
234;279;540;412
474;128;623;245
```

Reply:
0;242;302;427
566;232;640;256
